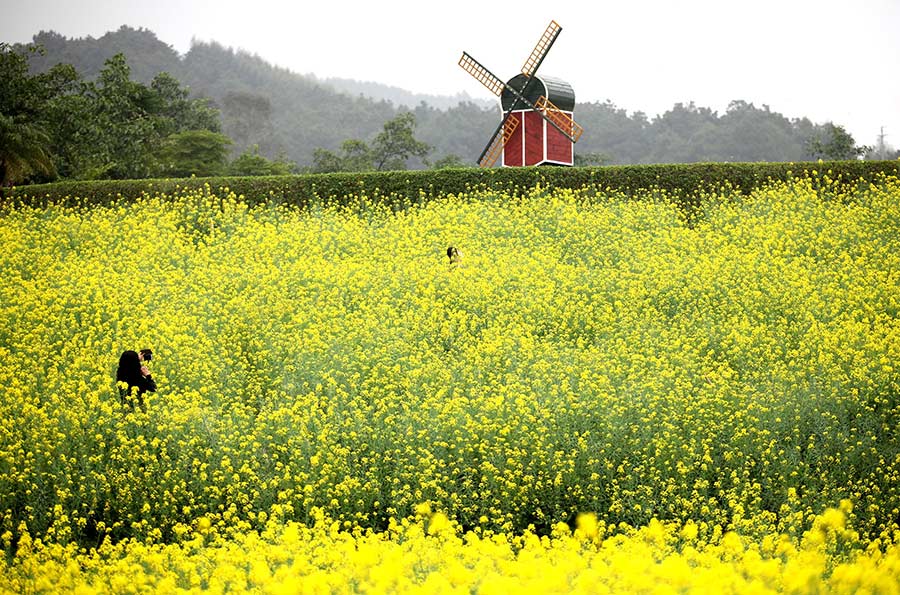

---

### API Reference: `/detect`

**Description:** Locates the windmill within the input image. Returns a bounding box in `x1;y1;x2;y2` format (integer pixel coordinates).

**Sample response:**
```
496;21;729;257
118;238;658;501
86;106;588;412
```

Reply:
459;20;583;168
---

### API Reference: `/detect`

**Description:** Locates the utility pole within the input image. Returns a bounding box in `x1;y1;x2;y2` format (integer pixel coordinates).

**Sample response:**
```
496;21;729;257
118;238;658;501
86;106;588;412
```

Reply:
876;126;887;158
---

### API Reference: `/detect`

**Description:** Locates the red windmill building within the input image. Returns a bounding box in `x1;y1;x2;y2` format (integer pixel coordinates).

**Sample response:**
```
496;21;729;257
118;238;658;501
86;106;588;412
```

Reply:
459;20;583;167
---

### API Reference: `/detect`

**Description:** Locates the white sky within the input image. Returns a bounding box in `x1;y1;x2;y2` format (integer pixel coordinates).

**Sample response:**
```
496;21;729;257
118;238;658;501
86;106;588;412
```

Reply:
2;0;899;148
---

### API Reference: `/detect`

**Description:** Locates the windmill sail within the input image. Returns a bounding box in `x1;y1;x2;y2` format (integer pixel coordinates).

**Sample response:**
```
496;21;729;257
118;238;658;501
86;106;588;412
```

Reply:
478;115;520;167
521;21;562;77
535;95;583;142
458;52;506;97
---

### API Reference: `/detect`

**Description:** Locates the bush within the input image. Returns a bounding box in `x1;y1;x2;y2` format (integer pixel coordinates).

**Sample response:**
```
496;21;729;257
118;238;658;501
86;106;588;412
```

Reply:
5;161;899;212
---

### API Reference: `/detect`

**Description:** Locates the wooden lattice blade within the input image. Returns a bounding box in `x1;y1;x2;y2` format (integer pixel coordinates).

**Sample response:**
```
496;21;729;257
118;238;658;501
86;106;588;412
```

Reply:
459;52;505;97
479;114;520;167
521;21;562;77
535;95;583;143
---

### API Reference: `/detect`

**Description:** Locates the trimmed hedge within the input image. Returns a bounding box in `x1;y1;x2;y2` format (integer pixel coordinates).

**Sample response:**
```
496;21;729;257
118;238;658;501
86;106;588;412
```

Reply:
4;161;899;211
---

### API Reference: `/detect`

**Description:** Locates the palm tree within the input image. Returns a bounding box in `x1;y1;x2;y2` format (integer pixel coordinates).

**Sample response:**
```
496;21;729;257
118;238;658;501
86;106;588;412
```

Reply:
0;113;56;186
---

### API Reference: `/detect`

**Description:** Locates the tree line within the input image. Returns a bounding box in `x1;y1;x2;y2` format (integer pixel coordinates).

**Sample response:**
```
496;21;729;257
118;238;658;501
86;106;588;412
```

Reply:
4;26;894;186
1;40;441;186
1;43;296;185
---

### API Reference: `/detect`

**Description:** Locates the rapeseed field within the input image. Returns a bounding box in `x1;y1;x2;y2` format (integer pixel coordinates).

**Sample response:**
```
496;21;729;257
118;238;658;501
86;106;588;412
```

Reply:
1;172;899;592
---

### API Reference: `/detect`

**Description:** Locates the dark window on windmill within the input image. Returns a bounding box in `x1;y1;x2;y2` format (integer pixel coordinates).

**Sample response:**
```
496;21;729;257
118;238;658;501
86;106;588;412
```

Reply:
459;20;583;168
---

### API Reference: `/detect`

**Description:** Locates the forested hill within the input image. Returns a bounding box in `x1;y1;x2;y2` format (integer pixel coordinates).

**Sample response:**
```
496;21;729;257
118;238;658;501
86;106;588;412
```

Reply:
19;25;860;167
312;76;496;112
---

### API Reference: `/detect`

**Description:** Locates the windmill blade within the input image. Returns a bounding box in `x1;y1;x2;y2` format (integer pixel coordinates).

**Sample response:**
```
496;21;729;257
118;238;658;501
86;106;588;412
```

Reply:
521;20;562;78
458;52;506;97
535;95;584;142
478;113;520;167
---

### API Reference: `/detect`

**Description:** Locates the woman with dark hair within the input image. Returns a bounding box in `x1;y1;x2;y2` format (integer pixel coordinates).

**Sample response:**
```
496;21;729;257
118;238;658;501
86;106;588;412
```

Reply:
116;350;156;412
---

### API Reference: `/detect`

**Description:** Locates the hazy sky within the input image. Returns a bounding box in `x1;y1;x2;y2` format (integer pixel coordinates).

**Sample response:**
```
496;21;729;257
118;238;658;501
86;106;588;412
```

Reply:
3;0;899;148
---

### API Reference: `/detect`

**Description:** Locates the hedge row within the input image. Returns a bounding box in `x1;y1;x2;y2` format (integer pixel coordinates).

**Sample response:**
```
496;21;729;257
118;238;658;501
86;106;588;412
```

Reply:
4;161;899;211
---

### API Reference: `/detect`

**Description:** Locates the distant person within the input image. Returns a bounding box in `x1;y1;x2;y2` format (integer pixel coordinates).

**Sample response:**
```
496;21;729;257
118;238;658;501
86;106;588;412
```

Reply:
447;246;461;265
116;349;156;412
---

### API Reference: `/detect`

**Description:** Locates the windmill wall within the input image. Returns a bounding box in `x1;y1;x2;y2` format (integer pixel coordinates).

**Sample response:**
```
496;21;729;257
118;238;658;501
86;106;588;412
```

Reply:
502;109;575;167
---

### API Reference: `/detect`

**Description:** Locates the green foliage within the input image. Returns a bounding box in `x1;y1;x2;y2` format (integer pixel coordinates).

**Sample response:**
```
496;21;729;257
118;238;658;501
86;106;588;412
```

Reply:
806;123;869;160
150;71;220;135
310;113;430;173
25;26;185;85
7;42;224;182
79;53;162;179
311;139;374;173
0;43;77;185
0;113;55;186
226;145;296;176
573;152;612;167
370;112;431;170
60;54;225;180
413;101;499;168
221;91;279;157
7;161;899;216
157;130;232;178
553;100;851;165
431;154;469;169
180;39;394;166
310;147;346;174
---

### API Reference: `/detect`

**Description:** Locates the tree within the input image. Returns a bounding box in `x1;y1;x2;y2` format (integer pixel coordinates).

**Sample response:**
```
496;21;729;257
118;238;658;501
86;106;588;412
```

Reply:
157;130;231;177
88;53;161;178
431;154;468;169
644;102;719;163
44;91;102;179
371;112;431;170
310;139;373;173
573;152;612;167
806;123;869;160
37;53;164;179
0;42;76;185
310;147;345;174
340;140;375;172
573;101;648;165
0;114;55;186
221;91;276;155
40;53;227;180
714;101;803;162
310;112;431;173
226;144;296;176
150;71;220;135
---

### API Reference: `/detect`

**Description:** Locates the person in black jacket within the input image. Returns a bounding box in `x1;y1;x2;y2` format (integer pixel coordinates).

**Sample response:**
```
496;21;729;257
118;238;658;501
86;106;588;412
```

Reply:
116;350;156;412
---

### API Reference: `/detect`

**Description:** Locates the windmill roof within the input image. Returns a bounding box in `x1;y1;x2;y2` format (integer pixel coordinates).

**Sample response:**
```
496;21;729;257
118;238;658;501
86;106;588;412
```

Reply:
501;74;575;112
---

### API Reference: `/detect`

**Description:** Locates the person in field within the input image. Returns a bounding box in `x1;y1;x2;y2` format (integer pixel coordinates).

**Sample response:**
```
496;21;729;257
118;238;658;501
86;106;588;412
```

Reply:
116;349;156;412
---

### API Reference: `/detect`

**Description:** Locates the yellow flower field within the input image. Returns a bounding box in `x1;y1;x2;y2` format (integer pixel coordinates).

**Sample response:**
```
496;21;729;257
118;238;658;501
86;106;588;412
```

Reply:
6;502;900;594
1;173;899;592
